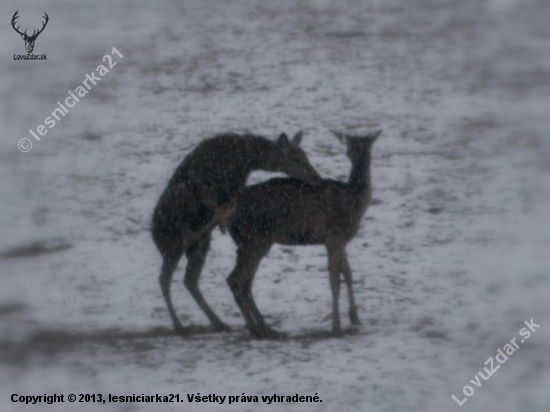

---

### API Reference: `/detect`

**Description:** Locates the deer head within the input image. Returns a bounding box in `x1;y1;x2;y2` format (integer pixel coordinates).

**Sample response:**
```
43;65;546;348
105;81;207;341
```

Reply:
271;130;321;184
330;129;382;162
12;11;49;54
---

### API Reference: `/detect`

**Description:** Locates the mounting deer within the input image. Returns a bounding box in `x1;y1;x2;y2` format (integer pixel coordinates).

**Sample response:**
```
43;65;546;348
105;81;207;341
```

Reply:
11;11;49;54
226;130;381;338
152;132;320;335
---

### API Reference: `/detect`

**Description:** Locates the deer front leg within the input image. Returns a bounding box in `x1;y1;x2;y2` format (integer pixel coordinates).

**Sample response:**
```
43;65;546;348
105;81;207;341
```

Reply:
227;243;278;339
341;252;360;325
326;246;342;335
242;281;280;339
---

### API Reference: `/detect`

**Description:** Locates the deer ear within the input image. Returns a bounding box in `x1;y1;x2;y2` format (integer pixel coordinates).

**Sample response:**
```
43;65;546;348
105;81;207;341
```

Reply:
292;130;303;145
330;130;346;144
372;129;382;140
21;34;25;39
277;133;290;147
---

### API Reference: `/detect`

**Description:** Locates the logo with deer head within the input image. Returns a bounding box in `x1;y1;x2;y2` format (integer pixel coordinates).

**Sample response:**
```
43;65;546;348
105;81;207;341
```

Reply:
11;11;49;54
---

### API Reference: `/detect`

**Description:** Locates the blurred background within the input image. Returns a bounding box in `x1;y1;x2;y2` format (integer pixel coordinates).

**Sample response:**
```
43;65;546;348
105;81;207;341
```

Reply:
0;0;549;411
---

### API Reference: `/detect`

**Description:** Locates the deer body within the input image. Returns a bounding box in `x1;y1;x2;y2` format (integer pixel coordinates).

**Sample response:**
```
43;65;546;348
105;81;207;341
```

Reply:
152;132;320;335
226;130;381;338
230;179;371;246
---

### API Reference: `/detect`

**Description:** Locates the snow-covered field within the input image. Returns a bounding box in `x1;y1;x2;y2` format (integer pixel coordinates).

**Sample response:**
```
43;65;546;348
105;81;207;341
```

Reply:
1;0;549;411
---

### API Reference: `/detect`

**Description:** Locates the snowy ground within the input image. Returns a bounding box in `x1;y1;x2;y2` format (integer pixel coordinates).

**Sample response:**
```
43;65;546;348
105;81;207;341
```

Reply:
1;0;549;411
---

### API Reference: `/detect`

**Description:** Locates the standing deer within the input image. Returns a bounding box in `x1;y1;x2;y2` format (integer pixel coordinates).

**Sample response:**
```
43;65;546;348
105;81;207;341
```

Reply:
152;132;320;335
226;130;381;338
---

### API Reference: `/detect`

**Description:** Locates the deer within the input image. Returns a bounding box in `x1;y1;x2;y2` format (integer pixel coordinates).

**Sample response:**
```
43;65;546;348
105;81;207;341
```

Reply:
225;130;381;338
11;11;49;54
151;131;321;335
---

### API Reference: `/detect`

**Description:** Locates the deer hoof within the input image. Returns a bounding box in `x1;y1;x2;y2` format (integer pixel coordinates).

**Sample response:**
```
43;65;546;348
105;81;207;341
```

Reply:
331;329;343;338
213;322;232;333
350;314;361;325
250;328;281;340
173;324;190;337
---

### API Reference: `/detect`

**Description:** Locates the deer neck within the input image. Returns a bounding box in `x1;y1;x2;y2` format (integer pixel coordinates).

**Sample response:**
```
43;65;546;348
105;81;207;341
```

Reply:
348;152;372;205
249;138;279;171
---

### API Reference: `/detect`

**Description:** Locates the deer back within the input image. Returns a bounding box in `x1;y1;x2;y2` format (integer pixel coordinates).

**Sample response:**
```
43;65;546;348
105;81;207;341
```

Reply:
229;178;365;246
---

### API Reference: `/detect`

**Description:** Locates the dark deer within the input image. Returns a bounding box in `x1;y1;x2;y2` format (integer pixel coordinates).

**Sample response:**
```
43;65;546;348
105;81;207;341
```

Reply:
11;11;49;54
226;130;381;338
152;132;320;335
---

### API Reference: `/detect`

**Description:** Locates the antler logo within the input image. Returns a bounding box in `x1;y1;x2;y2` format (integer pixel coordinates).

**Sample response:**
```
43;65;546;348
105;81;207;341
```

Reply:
11;11;49;54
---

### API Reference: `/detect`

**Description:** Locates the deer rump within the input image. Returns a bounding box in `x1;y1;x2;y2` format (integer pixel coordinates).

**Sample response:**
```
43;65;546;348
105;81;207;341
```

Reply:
229;178;362;246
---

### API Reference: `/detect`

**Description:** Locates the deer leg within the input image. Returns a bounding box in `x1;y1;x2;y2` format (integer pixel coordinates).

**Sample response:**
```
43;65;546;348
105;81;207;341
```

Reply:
227;255;258;333
341;253;360;325
183;232;231;332
326;246;342;335
242;277;280;339
227;243;278;339
153;182;219;335
159;251;187;335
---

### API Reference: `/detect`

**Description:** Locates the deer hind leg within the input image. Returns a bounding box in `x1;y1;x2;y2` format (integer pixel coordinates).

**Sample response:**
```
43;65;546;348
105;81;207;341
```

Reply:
326;246;343;335
183;232;231;332
154;182;221;335
158;247;187;335
227;243;279;339
341;253;360;325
